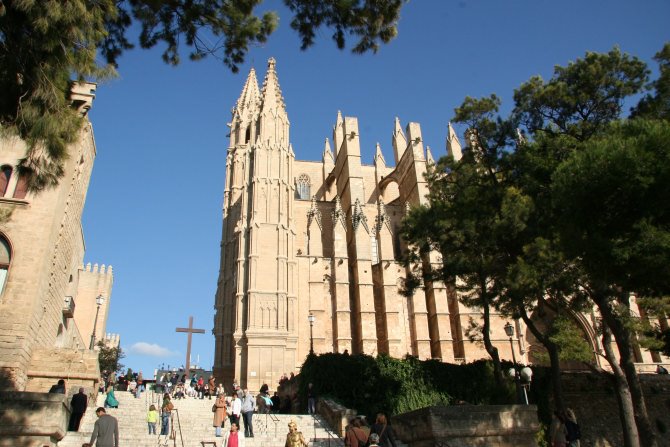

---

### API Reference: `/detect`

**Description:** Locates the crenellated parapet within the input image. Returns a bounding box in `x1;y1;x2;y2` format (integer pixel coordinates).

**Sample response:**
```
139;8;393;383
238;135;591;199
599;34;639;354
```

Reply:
82;262;114;275
104;333;121;349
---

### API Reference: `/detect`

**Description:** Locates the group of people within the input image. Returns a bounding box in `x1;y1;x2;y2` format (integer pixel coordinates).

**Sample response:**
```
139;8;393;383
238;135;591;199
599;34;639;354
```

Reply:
47;380;90;433
344;414;399;447
161;373;222;400
212;387;258;438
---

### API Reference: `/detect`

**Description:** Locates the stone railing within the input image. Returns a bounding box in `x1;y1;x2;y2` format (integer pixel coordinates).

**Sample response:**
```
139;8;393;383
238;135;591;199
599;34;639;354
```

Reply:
392;404;540;447
0;391;70;447
318;398;357;437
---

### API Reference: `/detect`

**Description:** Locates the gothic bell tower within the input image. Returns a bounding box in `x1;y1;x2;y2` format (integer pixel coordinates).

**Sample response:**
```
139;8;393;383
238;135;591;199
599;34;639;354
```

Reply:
214;58;298;389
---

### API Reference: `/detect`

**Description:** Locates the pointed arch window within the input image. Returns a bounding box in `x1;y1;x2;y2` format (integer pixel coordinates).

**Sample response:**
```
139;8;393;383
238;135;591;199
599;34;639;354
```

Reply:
296;174;311;200
0;235;11;296
0;166;12;196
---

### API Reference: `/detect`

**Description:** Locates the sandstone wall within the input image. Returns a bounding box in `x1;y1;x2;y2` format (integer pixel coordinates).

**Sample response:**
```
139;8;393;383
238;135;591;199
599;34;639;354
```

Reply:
562;373;670;447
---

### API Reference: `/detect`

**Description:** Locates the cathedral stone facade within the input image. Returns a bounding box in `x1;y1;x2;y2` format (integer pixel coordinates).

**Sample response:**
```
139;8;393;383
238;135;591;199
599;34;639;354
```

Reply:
213;59;667;390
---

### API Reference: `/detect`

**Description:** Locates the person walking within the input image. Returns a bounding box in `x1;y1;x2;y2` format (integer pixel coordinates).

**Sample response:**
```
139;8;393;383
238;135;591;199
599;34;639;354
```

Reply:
307;383;318;415
161;393;174;436
368;433;381;447
208;376;216;399
370;413;398;447
68;387;88;431
147;404;159;435
104;385;118;409
223;422;245;447
85;407;119;447
229;390;242;426
214;392;227;437
241;388;255;437
135;371;144;398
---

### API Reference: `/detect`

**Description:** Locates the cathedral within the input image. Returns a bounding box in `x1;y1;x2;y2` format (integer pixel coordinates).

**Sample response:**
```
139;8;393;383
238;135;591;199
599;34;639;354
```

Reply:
213;58;667;390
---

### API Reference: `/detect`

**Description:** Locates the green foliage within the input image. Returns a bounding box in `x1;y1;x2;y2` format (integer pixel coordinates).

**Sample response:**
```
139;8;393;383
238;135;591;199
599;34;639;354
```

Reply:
0;0;117;191
637;296;670;355
552;119;670;298
513;47;649;142
631;43;670;120
0;0;405;190
401;46;669;427
299;353;515;417
547;317;594;363
284;0;403;55
96;340;125;375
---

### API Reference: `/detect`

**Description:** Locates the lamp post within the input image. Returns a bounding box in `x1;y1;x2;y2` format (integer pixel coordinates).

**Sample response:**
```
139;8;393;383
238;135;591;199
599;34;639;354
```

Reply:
89;295;105;350
520;366;533;405
308;313;316;354
504;321;525;404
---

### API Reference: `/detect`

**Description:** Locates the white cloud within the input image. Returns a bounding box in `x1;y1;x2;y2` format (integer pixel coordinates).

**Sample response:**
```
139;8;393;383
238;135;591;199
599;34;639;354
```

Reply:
129;342;178;357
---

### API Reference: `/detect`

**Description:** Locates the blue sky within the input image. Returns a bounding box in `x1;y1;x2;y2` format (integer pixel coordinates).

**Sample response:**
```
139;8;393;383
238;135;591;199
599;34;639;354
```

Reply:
81;0;670;378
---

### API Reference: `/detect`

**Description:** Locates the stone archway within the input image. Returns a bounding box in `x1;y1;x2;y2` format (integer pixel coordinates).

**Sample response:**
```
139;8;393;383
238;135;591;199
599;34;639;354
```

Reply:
525;303;599;370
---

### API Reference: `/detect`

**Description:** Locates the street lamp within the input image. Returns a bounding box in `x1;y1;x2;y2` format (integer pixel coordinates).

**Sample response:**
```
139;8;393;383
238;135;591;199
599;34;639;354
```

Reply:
89;295;105;350
308;313;316;354
520;366;533;404
504;321;526;404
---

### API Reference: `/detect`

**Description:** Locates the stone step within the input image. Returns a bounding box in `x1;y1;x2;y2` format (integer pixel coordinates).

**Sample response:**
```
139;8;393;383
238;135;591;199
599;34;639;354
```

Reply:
58;391;343;447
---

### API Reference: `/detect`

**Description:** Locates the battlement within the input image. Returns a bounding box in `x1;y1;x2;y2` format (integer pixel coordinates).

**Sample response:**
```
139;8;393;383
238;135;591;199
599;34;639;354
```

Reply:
82;262;113;275
104;333;121;348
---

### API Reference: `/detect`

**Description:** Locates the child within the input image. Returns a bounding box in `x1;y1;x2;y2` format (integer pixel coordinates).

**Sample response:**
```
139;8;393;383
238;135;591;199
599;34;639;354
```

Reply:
147;404;159;435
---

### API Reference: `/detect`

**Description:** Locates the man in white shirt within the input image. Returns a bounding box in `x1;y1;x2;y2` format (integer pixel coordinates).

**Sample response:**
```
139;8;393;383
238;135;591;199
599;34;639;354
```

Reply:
229;390;242;426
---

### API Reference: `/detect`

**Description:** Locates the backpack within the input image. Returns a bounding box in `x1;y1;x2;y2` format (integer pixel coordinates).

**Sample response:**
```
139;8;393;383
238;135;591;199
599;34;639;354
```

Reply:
565;420;581;441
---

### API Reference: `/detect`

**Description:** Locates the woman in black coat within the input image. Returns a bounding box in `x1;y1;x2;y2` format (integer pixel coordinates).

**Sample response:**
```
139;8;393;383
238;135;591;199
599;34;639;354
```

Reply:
370;413;398;447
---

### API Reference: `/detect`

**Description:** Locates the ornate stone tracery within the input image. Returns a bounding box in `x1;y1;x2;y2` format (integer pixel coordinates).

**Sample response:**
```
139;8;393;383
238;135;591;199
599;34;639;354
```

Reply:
351;198;369;233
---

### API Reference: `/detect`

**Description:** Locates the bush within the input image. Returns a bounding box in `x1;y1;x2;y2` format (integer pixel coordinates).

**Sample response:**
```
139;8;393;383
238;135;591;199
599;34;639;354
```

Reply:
298;353;517;417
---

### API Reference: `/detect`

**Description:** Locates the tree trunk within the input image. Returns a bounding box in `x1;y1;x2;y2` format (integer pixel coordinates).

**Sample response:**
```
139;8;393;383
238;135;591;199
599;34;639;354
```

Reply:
602;324;639;447
482;293;504;386
597;294;657;447
520;307;565;411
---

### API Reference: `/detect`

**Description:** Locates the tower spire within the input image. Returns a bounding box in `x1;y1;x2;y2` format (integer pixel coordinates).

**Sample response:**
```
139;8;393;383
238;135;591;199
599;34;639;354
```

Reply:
260;58;286;115
235;67;260;118
392;117;408;164
229;67;260;146
446;122;463;161
258;57;289;145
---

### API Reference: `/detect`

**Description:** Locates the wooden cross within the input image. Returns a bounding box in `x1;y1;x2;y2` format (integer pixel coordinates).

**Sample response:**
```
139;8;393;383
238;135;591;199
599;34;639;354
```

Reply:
175;316;205;380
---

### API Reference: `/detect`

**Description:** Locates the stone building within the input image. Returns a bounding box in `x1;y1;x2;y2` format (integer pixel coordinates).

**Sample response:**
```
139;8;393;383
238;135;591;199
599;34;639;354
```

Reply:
0;82;113;444
213;59;669;390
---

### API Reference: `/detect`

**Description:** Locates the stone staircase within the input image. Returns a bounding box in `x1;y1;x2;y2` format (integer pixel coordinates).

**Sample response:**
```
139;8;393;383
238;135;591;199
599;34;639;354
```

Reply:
57;390;343;447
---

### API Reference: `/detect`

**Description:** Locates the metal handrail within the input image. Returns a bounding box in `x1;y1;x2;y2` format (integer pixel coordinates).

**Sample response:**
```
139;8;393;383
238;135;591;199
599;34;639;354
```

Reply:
312;414;344;447
268;411;280;437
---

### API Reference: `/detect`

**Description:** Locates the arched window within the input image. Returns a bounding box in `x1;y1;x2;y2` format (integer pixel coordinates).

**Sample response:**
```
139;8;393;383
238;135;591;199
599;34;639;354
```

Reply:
13;172;28;199
296;174;310;200
0;235;11;295
0;165;12;196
